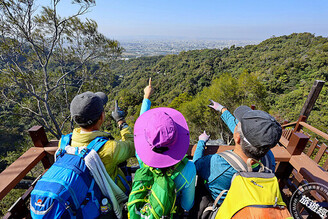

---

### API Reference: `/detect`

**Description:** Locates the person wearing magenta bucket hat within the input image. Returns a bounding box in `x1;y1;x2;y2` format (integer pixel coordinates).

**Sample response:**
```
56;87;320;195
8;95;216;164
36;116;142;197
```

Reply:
134;107;190;168
129;78;196;215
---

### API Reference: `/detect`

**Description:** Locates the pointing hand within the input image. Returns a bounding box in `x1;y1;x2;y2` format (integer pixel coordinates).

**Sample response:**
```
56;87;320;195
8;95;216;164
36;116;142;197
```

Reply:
199;130;210;142
144;77;154;99
208;99;225;112
111;100;125;122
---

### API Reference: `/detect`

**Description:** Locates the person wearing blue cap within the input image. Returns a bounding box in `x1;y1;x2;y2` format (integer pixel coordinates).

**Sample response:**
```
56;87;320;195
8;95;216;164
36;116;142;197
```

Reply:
59;91;135;194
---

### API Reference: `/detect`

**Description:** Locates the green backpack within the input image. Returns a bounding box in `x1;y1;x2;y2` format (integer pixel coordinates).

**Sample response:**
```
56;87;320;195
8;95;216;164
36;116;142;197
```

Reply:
127;157;188;219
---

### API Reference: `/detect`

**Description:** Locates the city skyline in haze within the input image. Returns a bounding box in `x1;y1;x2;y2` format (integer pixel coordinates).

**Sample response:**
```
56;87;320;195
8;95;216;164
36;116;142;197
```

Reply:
55;0;328;41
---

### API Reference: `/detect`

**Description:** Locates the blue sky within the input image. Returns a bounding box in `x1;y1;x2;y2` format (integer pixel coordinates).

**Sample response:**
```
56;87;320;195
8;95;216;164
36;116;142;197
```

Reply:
57;0;328;40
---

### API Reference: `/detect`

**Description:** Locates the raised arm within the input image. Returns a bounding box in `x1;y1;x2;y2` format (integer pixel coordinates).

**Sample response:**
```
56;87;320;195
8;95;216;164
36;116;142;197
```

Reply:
140;78;153;115
208;99;238;133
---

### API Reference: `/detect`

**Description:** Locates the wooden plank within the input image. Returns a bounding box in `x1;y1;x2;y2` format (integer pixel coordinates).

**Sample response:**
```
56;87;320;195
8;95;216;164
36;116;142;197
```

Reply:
43;140;59;165
306;138;319;157
0;147;45;200
279;135;289;147
188;144;291;162
314;143;327;164
44;146;58;155
323;158;328;171
300;122;328;142
300;80;325;120
188;144;235;157
289;153;328;187
271;145;291;162
281;121;297;128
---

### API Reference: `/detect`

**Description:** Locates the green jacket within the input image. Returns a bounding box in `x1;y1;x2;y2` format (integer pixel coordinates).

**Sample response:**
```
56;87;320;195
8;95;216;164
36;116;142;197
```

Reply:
59;126;135;193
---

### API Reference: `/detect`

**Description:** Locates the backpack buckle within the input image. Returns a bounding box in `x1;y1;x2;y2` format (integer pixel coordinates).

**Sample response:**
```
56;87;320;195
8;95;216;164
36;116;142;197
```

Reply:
65;202;77;216
56;148;64;158
80;148;89;158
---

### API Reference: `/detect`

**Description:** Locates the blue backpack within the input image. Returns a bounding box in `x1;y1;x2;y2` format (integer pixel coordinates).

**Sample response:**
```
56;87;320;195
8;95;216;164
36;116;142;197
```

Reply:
30;134;108;219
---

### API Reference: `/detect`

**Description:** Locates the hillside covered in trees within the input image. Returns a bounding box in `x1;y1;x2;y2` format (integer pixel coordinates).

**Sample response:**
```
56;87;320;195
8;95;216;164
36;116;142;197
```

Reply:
109;32;328;140
1;33;328;171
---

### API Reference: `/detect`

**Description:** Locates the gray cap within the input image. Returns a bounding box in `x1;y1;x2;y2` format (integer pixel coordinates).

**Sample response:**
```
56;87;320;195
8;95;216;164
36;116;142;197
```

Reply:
233;105;282;148
70;91;108;126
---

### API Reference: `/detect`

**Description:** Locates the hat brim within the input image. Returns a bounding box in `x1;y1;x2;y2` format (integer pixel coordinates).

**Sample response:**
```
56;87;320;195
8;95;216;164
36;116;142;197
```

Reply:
233;105;252;122
134;107;190;168
95;92;108;105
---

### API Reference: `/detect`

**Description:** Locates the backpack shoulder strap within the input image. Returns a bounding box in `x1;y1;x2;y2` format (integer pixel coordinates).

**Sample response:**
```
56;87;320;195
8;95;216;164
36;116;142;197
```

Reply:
59;133;73;149
86;136;109;152
170;156;188;180
56;133;73;157
203;189;229;213
78;136;109;158
218;150;247;172
260;152;274;171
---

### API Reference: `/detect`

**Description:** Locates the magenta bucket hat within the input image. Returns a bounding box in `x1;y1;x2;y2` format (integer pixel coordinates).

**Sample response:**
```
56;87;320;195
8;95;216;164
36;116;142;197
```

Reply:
134;107;190;168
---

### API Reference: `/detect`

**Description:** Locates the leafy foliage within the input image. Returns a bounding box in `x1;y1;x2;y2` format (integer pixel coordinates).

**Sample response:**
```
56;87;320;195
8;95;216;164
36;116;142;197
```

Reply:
0;0;122;139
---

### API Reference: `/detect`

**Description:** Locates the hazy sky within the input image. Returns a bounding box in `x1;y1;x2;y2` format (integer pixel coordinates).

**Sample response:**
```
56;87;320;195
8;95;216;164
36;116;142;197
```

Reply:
56;0;328;41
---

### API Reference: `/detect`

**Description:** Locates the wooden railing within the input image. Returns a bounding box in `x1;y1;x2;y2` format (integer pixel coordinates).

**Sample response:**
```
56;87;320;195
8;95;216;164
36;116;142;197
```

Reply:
0;126;58;219
282;116;328;170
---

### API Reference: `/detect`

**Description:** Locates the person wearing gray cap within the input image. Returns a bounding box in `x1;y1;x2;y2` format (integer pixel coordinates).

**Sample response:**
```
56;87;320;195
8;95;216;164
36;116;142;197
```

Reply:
59;91;135;194
191;100;281;218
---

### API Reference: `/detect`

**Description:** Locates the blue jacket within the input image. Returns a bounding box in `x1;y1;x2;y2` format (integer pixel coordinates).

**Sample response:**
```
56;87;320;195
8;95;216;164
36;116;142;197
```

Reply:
193;110;276;203
136;98;196;211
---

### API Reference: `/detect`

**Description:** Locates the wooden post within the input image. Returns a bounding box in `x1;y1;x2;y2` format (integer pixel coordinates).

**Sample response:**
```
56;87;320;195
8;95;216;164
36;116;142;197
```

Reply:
300;80;325;121
28;126;52;169
28;126;49;147
276;132;309;189
286;132;309;155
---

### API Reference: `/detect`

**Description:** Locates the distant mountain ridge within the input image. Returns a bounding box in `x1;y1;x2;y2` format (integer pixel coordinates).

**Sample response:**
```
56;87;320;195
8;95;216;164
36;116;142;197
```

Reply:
111;32;327;99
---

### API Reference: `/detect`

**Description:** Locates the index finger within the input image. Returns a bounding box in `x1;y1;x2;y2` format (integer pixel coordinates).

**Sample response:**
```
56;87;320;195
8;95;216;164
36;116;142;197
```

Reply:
149;77;152;87
114;100;118;111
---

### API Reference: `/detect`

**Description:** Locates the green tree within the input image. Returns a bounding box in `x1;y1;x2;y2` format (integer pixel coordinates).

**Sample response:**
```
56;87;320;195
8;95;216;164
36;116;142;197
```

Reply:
179;71;268;144
0;0;122;139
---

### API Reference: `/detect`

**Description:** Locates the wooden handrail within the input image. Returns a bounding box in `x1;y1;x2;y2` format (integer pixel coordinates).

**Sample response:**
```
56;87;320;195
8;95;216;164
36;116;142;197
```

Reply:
281;121;297;128
299;121;328;141
0;147;46;200
0;126;58;201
